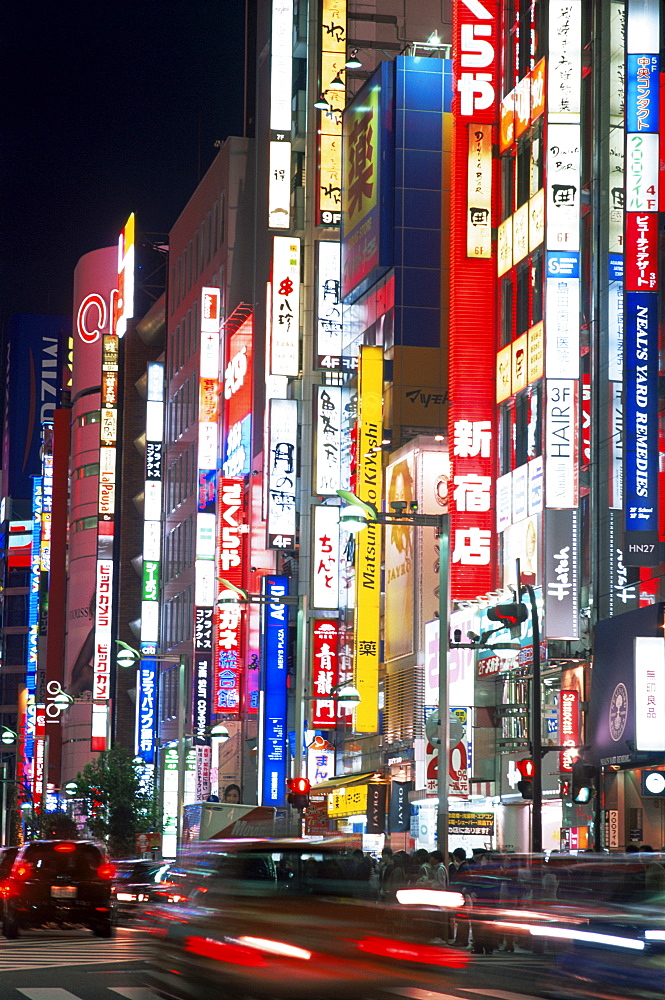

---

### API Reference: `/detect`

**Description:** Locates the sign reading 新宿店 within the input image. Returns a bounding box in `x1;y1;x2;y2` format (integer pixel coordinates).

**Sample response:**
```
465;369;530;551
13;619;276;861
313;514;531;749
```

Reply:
448;811;494;836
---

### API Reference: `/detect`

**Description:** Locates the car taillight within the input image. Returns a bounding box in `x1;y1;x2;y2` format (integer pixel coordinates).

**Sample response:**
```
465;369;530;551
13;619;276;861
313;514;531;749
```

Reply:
97;862;116;880
54;841;77;852
357;935;469;968
11;862;33;881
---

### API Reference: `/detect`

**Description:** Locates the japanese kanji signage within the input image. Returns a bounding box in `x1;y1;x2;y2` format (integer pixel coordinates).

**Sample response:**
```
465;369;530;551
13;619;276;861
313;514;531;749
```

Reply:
450;0;498;601
316;241;343;369
317;0;346;226
268;0;293;228
312;504;340;609
314;385;343;494
141;361;164;653
136;655;157;765
223;313;253;478
262;576;289;807
271;236;300;376
214;479;246;715
635;636;665;752
267;398;298;548
467;124;492;258
311;620;340;728
353;346;383;732
342;75;380;297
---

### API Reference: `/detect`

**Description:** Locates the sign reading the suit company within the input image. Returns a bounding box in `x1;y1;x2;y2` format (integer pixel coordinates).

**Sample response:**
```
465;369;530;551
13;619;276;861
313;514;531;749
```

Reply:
353;346;383;733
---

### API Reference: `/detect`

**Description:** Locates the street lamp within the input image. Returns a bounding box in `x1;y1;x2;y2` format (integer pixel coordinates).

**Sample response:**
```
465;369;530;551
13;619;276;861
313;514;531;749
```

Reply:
337;489;450;866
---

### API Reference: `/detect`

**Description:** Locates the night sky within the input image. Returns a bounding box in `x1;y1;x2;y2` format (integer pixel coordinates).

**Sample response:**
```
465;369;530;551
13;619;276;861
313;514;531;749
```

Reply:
1;0;246;320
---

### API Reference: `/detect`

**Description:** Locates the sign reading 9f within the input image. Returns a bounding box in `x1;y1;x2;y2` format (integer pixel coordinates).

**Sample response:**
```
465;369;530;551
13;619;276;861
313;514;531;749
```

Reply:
454;0;499;122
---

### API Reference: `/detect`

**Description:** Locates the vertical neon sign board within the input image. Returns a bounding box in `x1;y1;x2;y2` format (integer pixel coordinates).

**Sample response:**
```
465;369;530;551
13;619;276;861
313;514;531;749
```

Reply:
194;288;221;739
268;0;293;228
317;0;346;226
353;346;383;733
623;0;660;565
261;576;289;807
214;478;245;714
449;0;498;601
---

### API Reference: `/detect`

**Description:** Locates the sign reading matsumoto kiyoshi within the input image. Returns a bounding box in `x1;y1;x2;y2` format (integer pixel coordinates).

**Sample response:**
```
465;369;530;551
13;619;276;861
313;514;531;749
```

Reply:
448;811;494;836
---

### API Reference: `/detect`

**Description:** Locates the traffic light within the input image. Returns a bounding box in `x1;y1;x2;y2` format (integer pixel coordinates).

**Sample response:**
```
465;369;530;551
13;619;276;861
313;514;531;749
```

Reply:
487;602;528;638
516;758;535;800
571;761;596;803
287;777;311;810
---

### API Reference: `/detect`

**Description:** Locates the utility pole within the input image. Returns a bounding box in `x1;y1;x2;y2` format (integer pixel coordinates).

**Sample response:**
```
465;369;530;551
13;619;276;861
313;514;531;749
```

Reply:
521;584;542;853
436;516;450;868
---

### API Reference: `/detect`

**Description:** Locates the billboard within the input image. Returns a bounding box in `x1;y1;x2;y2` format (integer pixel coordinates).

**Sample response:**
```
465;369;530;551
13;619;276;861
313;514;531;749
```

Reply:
449;0;499;601
223;313;253;478
317;0;346;226
2;314;65;502
268;0;293;229
353;346;383;732
267;398;298;549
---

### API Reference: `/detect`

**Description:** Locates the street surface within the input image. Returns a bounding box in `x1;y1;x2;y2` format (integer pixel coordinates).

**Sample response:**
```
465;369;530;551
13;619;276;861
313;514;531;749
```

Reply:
0;927;558;1000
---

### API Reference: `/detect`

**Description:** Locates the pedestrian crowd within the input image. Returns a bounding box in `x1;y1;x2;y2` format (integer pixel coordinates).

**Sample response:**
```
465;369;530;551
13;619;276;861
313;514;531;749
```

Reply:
342;843;665;954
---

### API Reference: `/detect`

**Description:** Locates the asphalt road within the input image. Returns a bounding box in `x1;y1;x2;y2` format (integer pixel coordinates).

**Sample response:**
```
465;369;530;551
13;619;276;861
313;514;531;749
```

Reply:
0;926;558;1000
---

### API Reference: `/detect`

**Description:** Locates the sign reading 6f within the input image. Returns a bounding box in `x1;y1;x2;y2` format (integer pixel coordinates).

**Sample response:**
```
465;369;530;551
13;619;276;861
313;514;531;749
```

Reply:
454;0;499;121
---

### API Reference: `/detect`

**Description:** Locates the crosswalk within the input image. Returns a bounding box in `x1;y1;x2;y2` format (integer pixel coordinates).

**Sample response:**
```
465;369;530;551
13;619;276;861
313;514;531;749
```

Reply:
10;986;550;1000
0;934;153;972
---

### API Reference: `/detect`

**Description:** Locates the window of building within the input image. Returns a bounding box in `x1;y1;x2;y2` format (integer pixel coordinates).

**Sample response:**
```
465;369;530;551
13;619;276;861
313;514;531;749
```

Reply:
516;263;530;336
501;154;514;221
213;201;219;254
516;138;530;209
501;277;514;346
73;462;100;479
219;193;226;246
77;410;101;427
531;252;543;325
6;569;29;589
3;594;28;627
3;633;26;666
72;515;98;532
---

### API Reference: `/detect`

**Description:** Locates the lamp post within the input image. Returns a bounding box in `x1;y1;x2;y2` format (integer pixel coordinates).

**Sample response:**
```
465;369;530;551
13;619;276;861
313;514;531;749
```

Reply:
337;491;450;867
116;642;188;851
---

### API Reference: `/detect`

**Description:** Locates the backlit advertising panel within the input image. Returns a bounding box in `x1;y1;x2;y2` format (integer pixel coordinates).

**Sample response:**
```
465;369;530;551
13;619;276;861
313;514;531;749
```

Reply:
261;576;289;807
544;508;579;640
548;1;581;121
384;451;415;662
267;398;298;549
312;504;340;610
559;689;580;772
545;380;578;509
623;0;660;566
467;124;492;258
311;620;340;729
112;213;135;338
545;277;580;379
546;124;581;251
317;0;346;227
215;478;245;714
270;236;300;376
635;636;665;752
314;385;343;494
268;0;292;229
65;246;116;708
316;241;343;369
2;314;64;502
624;291;659;558
341;62;393;300
223;314;253;478
353;347;383;732
450;0;498;602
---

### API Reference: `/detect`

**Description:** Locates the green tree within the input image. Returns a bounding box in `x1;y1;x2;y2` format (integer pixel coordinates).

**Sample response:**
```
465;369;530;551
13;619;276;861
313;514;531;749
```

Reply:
74;745;157;857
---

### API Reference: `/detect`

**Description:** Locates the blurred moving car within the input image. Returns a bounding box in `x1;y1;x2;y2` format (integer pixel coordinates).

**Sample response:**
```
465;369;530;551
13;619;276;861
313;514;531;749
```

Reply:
0;846;19;900
1;839;115;938
143;839;468;1000
112;858;170;919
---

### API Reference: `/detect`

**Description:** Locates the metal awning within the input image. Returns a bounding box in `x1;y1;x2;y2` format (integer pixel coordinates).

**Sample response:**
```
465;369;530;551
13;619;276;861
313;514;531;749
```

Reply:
310;771;376;794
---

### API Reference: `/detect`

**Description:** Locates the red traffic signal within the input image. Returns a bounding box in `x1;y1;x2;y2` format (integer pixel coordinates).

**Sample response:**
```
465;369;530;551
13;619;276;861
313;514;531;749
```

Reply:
516;759;534;800
487;603;529;628
516;758;535;779
287;777;311;810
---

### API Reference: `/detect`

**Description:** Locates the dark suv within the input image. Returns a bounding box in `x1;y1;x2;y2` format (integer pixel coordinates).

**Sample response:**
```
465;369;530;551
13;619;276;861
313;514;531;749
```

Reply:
1;839;115;938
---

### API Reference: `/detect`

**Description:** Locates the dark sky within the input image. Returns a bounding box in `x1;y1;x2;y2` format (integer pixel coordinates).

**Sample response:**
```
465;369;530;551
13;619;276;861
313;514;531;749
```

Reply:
1;0;247;319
